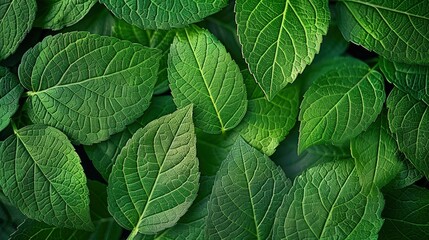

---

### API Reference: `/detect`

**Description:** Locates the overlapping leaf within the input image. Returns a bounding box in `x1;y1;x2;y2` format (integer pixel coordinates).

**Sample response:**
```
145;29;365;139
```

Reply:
19;32;161;145
108;105;200;236
0;67;23;132
0;124;92;230
169;25;247;134
236;0;330;99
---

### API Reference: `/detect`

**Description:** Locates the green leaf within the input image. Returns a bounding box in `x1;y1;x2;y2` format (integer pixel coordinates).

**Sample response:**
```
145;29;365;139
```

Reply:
100;0;228;30
19;32;162;145
314;25;349;62
274;160;384;239
236;71;299;156
34;0;97;30
298;59;385;154
0;67;23;132
108;105;200;236
379;186;429;240
336;0;429;64
387;88;429;178
351;111;405;188
235;0;330;100
380;58;429;105
0;124;93;230
84;96;176;181
0;0;36;60
169;25;247;134
206;137;291;239
113;20;176;95
386;160;423;190
0;193;26;239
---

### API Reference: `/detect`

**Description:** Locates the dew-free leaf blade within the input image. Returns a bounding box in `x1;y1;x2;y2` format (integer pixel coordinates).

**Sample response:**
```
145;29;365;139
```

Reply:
0;67;23;132
19;32;161;145
0;0;36;60
169;25;247;134
206;137;291;239
108;105;200;236
336;0;429;64
100;0;228;30
274;160;384;239
236;0;330;99
387;88;429;178
0;124;93;230
298;59;385;153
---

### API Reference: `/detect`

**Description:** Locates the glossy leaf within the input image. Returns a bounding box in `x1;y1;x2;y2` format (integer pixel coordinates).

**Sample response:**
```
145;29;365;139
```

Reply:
0;67;23;132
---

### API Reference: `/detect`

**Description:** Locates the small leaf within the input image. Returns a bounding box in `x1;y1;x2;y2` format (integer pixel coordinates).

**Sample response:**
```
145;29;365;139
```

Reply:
19;32;162;145
0;124;93;230
0;0;36;60
169;25;247;134
298;59;385;153
336;0;429;64
34;0;97;30
100;0;228;30
274;160;384;239
236;0;330;99
386;160;423;190
108;105;200;236
387;88;429;178
206;137;291;239
0;67;23;132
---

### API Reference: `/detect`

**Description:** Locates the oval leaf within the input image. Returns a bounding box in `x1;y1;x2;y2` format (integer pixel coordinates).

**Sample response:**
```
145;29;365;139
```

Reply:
236;0;330;99
169;25;247;134
19;32;162;145
0;67;23;132
298;59;385;153
107;105;200;236
0;124;92;230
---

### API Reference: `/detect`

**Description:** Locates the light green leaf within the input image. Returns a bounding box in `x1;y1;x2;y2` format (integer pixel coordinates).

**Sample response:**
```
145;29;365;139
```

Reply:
100;0;228;30
34;0;97;30
108;105;200;236
387;88;429;178
206;137;291;239
237;71;299;156
379;186;429;240
380;58;429;105
351;111;404;188
84;96;176;181
236;0;330;100
0;124;93;230
169;25;247;134
274;160;384;239
298;59;385;154
113;20;176;95
336;0;429;64
19;32;161;145
0;0;36;60
0;67;23;132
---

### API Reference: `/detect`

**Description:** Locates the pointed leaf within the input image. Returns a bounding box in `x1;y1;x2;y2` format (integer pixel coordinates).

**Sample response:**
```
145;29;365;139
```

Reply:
236;0;330;99
0;67;23;132
108;105;200;235
19;32;161;145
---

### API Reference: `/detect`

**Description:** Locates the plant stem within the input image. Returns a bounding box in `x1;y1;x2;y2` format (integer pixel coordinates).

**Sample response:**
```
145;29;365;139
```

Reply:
127;227;139;240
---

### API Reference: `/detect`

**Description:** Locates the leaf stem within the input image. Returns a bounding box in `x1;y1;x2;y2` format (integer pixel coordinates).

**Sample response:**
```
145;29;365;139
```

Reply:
127;227;139;240
11;121;18;134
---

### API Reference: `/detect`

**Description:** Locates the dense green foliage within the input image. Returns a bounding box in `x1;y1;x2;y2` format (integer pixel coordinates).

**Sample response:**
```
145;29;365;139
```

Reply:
0;0;428;239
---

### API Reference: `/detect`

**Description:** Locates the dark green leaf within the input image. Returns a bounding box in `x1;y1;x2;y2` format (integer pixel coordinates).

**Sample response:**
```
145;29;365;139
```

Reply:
0;67;23;132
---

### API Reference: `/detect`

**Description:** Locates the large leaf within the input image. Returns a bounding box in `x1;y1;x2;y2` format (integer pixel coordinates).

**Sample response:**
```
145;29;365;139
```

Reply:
336;0;429;64
351;111;404;188
169;25;247;134
386;160;423;190
19;32;161;145
379;186;429;240
298;59;385;153
274;160;384;239
84;96;176;180
0;124;92;230
100;0;228;30
0;67;23;132
0;0;36;60
206;137;291;239
34;0;97;30
387;88;429;178
108;105;200;237
380;58;429;105
236;0;330;100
